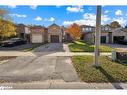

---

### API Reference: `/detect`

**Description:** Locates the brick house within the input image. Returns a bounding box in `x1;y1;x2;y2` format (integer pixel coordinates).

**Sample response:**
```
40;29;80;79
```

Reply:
30;26;47;43
16;24;30;40
16;24;31;42
30;23;64;43
47;23;63;43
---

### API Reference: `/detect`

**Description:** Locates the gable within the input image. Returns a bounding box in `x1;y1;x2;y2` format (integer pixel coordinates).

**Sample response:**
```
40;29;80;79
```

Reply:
112;29;127;36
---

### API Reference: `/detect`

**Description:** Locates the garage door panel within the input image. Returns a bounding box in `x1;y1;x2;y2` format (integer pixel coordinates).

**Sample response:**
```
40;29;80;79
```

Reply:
32;35;43;43
51;35;59;43
113;36;125;43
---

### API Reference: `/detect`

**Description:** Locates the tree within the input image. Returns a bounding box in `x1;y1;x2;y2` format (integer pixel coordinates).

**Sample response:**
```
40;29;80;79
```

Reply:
0;9;16;41
110;21;121;28
67;23;81;40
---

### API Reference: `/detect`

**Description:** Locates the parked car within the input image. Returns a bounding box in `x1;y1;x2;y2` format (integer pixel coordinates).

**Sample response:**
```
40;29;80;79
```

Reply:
1;38;27;47
118;40;127;45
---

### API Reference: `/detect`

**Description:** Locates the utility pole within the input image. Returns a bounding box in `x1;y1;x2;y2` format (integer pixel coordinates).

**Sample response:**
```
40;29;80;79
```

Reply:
94;6;101;67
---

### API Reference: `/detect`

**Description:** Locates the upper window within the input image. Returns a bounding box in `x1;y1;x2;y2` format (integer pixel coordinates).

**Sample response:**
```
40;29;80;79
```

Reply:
82;28;85;31
105;27;109;30
85;28;89;31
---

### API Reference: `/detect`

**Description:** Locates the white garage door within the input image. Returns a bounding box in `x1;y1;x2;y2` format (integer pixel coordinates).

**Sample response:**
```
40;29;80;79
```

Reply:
32;35;43;43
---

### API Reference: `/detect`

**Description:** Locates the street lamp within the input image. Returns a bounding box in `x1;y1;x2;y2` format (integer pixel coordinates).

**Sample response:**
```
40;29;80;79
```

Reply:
94;5;101;67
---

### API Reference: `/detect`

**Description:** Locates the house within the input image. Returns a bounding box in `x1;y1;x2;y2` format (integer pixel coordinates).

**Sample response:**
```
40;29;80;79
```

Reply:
16;24;30;40
47;23;63;43
30;26;47;43
80;25;95;40
81;25;127;44
30;23;63;43
62;26;73;42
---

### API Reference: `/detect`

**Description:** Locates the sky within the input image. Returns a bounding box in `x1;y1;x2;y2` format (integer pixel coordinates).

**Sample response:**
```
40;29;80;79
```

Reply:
0;5;127;27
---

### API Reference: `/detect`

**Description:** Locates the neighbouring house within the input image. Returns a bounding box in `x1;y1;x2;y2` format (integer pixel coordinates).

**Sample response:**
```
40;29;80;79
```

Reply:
62;26;73;42
16;24;31;40
80;25;95;40
81;24;127;44
30;26;47;43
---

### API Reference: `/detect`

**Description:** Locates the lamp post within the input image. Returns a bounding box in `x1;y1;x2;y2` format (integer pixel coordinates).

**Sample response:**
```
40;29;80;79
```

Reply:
94;5;101;67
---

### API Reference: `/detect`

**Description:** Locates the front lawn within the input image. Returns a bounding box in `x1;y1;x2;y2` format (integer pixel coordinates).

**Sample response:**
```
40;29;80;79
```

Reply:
68;40;114;52
72;56;127;83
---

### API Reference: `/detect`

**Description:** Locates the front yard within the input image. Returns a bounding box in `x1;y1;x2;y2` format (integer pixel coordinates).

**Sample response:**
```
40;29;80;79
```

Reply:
68;40;114;52
72;56;127;83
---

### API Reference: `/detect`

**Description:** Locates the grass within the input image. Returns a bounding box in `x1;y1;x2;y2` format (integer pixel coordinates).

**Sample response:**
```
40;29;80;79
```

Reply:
72;56;127;83
68;40;114;52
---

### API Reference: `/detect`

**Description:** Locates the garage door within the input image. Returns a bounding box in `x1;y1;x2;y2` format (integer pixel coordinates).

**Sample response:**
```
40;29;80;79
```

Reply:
51;35;59;43
113;36;125;43
32;35;43;43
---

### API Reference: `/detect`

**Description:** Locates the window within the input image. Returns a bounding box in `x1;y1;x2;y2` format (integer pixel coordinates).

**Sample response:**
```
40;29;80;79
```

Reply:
82;28;85;32
86;28;89;31
105;27;109;30
89;28;91;31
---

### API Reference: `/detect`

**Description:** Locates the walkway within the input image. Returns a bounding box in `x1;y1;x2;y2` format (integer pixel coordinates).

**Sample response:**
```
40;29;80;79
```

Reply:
0;81;127;89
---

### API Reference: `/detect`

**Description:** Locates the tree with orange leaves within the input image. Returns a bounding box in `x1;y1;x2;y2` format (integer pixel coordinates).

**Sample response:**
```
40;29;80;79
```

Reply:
67;23;81;40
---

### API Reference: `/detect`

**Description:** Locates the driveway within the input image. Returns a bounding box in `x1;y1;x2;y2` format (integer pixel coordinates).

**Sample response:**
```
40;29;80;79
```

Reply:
106;44;127;52
0;44;39;51
0;43;79;83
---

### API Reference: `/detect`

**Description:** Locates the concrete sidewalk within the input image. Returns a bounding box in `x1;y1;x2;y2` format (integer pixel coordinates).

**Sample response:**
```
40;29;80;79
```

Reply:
0;51;111;56
42;52;111;57
0;51;36;56
0;80;127;89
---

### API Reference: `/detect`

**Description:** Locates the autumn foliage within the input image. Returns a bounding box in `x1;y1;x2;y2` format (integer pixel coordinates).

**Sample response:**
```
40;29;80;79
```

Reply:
0;9;16;41
67;23;81;40
0;19;16;41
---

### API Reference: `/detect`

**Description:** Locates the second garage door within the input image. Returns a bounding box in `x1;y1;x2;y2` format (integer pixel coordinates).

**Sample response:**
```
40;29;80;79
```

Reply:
32;34;43;43
50;35;59;43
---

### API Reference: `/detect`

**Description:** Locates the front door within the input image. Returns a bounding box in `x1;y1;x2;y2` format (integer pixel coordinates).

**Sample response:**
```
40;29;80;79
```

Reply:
101;36;106;43
51;35;59;43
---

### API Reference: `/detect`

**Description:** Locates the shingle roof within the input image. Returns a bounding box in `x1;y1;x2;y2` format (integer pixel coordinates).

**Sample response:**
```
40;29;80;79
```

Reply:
48;23;60;28
30;26;45;29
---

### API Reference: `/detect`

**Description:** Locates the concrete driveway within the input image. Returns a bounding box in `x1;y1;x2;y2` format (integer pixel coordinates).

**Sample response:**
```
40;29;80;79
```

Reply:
0;43;79;83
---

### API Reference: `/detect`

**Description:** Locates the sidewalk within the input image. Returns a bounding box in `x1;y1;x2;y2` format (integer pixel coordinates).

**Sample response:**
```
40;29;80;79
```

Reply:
0;80;127;89
0;51;111;56
0;51;36;56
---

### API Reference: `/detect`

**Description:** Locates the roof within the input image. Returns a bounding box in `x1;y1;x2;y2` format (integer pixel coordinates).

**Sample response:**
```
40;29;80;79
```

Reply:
48;23;60;28
30;26;45;30
80;25;95;28
120;28;127;33
15;24;27;27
